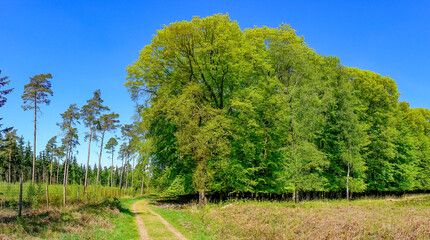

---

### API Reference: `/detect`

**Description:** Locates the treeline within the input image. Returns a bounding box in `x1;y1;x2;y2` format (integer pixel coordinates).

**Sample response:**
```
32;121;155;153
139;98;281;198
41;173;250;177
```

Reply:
0;71;150;194
125;14;430;203
0;135;136;188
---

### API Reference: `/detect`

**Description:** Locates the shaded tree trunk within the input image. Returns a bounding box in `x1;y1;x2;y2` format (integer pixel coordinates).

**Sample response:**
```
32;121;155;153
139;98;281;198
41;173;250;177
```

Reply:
131;154;134;190
49;154;54;185
346;163;350;201
56;158;60;184
8;152;11;184
140;175;144;196
119;156;125;189
199;190;207;205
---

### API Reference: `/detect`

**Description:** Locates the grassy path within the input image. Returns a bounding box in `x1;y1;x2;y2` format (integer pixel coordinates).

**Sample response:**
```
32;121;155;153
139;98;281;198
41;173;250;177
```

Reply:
132;201;150;240
132;199;188;240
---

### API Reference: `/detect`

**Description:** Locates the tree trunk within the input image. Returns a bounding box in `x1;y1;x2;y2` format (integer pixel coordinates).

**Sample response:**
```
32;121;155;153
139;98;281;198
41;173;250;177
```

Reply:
294;189;299;204
84;127;92;194
119;157;124;189
32;101;37;183
131;154;135;191
63;141;70;187
140;175;144;196
199;190;206;205
65;150;70;185
56;158;60;184
111;151;114;188
97;130;106;184
8;152;11;184
49;154;53;185
346;163;350;201
125;157;129;190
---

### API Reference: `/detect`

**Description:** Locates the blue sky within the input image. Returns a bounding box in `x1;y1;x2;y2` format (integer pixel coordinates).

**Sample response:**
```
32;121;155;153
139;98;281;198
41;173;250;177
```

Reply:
1;0;429;168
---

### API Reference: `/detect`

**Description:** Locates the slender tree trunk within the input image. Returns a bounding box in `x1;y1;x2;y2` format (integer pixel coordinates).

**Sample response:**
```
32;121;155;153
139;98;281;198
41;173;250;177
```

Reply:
32;100;37;183
199;190;206;205
49;154;54;185
8;152;11;184
140;175;144;196
97;130;106;184
346;163;350;201
125;158;129;190
294;189;299;204
65;150;70;185
63;141;70;187
119;157;124;189
84;127;92;193
131;154;135;190
111;151;114;188
56;158;60;184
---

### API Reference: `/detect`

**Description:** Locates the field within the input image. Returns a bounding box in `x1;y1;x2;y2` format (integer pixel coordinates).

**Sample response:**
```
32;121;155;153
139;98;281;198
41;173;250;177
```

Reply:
1;193;430;239
0;197;142;239
151;194;430;240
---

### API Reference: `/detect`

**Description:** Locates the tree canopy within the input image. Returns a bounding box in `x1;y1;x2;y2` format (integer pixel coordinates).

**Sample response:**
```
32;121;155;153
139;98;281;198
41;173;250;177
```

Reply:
125;14;430;203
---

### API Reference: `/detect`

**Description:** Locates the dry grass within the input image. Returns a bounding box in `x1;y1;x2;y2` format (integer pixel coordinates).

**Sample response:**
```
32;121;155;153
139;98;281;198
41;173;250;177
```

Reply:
163;194;430;240
0;200;122;239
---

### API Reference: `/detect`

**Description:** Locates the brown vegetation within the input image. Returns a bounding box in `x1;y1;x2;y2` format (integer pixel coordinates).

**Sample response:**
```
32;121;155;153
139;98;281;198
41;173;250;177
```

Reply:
161;194;430;240
0;200;120;239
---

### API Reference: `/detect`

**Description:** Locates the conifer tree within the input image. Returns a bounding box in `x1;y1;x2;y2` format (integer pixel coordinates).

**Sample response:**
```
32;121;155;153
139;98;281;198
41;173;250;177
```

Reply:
105;137;118;187
0;70;13;136
81;90;108;192
57;104;80;187
95;112;119;183
22;73;53;182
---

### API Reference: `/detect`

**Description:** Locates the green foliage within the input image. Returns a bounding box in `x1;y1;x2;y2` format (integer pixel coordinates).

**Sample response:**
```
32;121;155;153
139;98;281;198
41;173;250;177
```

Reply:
125;14;430;202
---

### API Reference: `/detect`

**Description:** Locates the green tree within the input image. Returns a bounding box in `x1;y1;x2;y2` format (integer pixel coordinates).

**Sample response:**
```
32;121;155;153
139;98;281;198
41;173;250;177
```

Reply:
45;136;57;185
126;14;254;204
21;73;53;182
105;137;118;187
347;68;400;191
2;129;19;183
118;141;130;189
95;112;119;183
57;104;80;186
0;70;14;136
81;89;108;192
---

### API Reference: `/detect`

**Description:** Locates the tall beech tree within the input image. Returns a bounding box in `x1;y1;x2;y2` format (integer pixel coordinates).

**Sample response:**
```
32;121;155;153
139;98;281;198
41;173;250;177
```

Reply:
95;112;119;183
57;104;80;186
0;70;13;136
81;89;108;192
105;137;118;187
21;73;53;182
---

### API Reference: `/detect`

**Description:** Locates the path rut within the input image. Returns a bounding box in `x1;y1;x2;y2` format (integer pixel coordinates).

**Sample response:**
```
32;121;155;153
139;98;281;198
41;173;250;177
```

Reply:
132;201;151;240
132;199;188;240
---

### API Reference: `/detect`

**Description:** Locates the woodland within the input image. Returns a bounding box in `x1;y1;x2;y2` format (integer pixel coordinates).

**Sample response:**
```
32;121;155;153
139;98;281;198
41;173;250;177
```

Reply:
1;14;430;206
125;14;430;204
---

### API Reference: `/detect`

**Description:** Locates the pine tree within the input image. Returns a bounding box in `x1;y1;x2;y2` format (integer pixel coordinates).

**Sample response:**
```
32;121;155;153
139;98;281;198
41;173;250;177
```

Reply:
21;73;53;182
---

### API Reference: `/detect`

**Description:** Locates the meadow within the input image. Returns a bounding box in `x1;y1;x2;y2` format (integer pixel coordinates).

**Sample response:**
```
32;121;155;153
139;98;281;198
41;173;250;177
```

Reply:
151;194;430;240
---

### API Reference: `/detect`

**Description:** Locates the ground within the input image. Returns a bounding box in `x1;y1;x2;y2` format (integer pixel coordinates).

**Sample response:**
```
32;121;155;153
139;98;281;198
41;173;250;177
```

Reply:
1;194;429;239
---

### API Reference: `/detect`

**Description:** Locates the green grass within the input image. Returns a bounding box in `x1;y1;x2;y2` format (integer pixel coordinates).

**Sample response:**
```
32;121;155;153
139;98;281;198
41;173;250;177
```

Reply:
148;202;215;240
0;182;127;208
